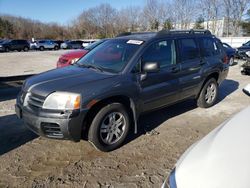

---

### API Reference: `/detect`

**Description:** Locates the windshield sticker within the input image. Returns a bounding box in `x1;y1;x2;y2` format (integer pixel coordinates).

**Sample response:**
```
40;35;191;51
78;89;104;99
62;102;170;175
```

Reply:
127;40;144;45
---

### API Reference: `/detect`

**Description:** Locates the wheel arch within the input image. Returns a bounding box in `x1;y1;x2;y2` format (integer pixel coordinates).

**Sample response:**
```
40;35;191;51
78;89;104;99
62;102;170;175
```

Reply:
82;95;138;139
196;72;219;99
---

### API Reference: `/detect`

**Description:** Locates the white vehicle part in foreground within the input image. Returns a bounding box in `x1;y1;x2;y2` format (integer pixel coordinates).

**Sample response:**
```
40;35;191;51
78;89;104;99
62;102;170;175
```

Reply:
174;105;250;188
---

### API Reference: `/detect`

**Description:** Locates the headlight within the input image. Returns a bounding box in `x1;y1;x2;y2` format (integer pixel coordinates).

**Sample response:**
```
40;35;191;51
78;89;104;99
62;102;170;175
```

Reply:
71;58;79;64
43;92;81;110
0;45;2;47
168;168;177;188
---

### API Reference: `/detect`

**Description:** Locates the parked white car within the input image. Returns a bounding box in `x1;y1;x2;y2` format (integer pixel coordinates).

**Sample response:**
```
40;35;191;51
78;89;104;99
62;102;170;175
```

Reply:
34;40;59;51
163;84;250;188
82;40;96;47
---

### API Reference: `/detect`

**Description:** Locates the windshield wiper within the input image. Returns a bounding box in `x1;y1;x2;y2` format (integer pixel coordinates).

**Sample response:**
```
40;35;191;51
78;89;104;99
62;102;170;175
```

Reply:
78;64;103;72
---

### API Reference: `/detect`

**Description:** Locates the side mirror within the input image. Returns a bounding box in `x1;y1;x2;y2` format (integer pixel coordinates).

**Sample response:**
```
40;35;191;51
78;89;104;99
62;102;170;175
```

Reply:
142;61;160;73
243;84;250;96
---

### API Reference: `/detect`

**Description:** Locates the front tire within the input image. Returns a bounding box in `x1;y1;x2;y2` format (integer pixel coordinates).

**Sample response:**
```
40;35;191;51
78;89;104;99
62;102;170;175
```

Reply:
197;78;218;108
54;45;59;50
88;103;130;152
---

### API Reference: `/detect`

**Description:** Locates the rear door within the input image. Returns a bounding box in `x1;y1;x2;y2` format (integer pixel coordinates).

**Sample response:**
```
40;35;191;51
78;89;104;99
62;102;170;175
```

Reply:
17;40;26;50
10;40;18;50
199;37;225;77
139;39;181;112
45;41;51;48
177;37;204;99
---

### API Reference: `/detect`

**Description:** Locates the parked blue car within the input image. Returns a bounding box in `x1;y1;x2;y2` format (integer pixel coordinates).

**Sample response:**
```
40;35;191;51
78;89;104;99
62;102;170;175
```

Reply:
223;43;236;66
235;41;250;59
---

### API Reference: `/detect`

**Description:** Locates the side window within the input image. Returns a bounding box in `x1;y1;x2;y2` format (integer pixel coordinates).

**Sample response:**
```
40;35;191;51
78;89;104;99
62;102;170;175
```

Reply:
200;38;220;57
141;39;176;68
178;38;199;61
11;40;17;44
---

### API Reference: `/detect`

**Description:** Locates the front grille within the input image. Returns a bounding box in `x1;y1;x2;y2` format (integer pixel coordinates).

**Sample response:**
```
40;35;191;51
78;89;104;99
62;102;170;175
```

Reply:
41;122;63;138
27;93;45;110
20;91;27;104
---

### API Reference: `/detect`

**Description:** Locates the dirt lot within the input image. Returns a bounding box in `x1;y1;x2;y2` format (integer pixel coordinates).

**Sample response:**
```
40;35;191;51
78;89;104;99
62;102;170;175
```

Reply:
0;50;70;77
0;57;249;187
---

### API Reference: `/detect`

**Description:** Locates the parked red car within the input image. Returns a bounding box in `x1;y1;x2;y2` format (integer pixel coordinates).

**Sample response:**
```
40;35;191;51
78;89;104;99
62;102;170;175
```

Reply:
57;40;105;68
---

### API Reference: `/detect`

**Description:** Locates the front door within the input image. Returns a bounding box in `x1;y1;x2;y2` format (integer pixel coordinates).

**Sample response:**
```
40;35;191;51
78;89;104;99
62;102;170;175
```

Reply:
138;39;181;112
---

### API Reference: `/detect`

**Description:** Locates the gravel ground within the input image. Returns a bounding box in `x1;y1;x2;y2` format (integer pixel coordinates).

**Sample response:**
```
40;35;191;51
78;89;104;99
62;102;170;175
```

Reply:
0;50;71;77
0;61;249;188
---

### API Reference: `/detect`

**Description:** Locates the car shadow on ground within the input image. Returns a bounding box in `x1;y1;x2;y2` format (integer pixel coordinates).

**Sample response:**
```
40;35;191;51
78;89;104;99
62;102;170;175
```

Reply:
217;79;239;102
125;79;239;146
0;114;37;155
0;83;21;102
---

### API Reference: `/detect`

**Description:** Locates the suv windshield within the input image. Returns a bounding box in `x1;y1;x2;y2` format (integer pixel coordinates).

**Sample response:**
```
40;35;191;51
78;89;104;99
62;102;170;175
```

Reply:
76;39;142;73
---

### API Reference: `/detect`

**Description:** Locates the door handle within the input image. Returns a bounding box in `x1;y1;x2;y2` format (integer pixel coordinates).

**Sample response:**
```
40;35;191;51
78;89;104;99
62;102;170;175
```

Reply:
171;66;180;73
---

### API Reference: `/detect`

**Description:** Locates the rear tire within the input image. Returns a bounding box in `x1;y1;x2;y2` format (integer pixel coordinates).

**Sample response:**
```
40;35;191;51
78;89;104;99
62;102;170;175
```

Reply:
54;45;59;50
88;103;130;152
5;47;9;52
229;56;234;66
23;46;29;52
197;78;218;108
241;70;246;75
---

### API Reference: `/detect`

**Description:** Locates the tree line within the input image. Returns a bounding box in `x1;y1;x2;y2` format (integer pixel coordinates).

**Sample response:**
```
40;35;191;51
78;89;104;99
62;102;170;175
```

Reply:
0;0;250;40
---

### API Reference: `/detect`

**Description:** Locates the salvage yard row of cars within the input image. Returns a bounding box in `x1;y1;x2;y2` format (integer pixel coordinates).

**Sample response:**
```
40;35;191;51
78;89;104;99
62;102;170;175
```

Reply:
0;39;96;52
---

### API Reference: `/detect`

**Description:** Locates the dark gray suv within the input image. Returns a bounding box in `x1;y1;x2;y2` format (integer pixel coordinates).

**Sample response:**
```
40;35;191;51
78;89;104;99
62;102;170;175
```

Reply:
15;30;229;151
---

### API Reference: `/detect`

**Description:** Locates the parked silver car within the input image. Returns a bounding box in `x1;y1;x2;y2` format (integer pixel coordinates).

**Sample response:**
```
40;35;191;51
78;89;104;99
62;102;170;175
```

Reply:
34;40;59;51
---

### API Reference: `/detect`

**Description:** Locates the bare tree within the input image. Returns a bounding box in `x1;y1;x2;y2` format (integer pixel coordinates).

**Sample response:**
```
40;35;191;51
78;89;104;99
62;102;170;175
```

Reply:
172;0;198;29
198;0;222;34
222;0;250;36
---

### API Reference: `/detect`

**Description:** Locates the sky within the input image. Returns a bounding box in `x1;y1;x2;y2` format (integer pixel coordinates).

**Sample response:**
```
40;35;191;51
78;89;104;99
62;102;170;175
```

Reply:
0;0;145;25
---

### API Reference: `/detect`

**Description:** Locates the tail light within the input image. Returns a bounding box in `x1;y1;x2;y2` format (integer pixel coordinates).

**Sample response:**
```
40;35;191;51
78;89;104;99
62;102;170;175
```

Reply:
223;55;229;64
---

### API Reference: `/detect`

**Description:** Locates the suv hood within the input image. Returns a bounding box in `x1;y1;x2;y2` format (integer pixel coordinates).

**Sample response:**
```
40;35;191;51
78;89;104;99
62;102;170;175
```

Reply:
23;65;115;97
175;106;250;188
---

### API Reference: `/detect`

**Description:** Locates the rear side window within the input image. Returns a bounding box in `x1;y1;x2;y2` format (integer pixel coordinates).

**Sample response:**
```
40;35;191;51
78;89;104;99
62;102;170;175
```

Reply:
178;38;199;61
200;38;220;57
142;39;176;68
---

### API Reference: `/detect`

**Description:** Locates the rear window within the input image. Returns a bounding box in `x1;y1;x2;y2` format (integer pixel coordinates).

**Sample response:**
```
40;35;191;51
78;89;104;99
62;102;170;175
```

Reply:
200;38;220;57
17;40;27;44
178;38;199;61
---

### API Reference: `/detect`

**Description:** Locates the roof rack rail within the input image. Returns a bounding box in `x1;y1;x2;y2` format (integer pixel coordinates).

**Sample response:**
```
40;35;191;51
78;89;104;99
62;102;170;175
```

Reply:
116;31;156;37
157;29;212;36
116;32;132;37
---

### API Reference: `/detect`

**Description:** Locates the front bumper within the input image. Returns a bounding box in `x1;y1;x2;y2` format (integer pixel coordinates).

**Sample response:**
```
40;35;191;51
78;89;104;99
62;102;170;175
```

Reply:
15;104;87;142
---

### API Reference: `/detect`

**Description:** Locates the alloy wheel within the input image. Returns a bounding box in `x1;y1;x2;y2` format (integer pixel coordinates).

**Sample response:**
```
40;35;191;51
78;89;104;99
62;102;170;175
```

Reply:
100;112;126;145
205;83;217;104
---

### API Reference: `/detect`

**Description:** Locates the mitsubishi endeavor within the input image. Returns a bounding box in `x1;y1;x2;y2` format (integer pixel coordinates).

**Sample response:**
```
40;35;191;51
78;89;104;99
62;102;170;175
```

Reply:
15;30;229;151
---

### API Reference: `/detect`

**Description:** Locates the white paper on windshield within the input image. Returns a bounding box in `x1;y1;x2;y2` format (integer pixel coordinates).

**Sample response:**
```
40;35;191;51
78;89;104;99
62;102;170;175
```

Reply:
127;40;144;45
